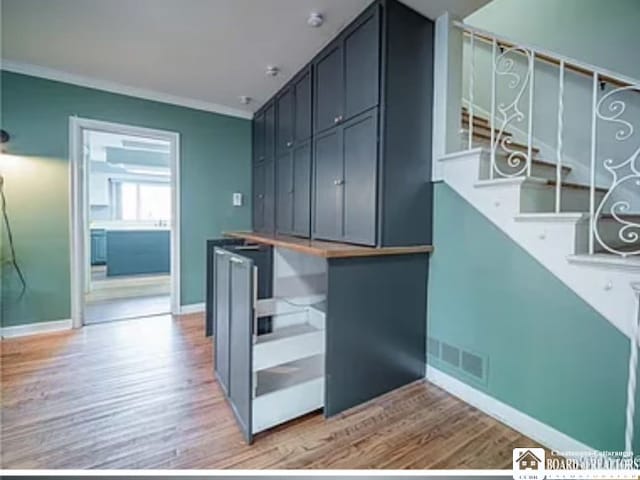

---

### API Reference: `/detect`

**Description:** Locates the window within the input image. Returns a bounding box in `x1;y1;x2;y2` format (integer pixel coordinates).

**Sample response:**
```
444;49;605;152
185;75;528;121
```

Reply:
116;181;171;221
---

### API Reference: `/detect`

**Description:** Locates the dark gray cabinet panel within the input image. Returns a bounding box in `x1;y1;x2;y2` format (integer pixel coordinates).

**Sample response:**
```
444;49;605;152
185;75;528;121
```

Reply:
206;238;244;337
214;250;231;394
276;88;294;155
228;255;254;443
325;253;428;416
292;141;312;237
253;111;265;163
313;128;343;241
314;44;343;134
252;163;265;232
263;159;276;233
344;11;380;120
264;103;276;162
342;110;378;245
276;151;294;234
293;69;312;142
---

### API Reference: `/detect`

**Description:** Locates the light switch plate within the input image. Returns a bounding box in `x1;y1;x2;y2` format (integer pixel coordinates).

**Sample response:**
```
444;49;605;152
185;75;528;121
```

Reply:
233;192;243;206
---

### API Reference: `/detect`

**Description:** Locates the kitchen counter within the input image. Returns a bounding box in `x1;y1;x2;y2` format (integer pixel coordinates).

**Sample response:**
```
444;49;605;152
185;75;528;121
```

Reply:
224;231;433;259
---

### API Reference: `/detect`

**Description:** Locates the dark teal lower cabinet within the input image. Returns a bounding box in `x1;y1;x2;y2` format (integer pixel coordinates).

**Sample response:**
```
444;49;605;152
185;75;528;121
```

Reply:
210;240;428;443
106;230;170;277
90;229;107;265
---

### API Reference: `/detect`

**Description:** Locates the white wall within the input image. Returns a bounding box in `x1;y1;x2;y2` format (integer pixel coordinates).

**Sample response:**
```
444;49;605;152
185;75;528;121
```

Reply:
466;0;640;80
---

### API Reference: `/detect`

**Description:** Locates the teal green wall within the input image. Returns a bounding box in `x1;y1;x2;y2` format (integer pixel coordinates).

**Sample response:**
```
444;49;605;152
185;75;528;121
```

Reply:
0;71;251;326
428;183;635;452
466;0;640;80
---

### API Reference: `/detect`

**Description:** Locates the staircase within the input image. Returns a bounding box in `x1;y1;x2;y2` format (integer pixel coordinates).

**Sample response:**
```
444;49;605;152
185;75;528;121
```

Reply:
440;109;638;341
439;23;639;344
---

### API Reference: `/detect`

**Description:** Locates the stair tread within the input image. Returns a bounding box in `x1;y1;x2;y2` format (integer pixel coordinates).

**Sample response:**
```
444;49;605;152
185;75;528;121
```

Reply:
468;129;541;153
545;179;608;193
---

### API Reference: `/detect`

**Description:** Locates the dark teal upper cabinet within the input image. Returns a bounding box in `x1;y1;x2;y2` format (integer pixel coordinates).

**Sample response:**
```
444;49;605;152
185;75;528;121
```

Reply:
264;103;276;163
314;43;343;134
293;69;312;142
314;8;380;135
253;111;265;164
276;87;294;155
253;0;434;246
343;10;380;120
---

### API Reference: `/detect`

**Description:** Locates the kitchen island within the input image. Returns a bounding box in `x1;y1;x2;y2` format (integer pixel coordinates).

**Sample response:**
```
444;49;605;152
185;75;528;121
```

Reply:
207;231;432;442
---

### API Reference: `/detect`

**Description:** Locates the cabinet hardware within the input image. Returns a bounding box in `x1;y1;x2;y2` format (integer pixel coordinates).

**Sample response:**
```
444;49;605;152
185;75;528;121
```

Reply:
334;116;340;124
286;141;293;147
334;179;344;186
215;250;226;256
257;194;264;199
230;257;245;265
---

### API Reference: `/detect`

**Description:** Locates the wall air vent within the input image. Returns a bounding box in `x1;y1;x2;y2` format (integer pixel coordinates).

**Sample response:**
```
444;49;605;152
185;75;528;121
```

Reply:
441;342;460;368
427;337;440;358
461;350;484;380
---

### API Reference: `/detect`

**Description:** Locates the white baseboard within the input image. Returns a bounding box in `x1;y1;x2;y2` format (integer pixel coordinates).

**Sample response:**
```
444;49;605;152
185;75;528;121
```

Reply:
426;365;595;454
179;302;205;315
1;319;73;338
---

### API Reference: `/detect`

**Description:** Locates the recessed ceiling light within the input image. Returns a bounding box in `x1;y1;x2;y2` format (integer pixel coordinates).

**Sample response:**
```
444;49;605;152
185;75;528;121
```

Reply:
239;96;252;105
265;65;280;77
308;12;324;27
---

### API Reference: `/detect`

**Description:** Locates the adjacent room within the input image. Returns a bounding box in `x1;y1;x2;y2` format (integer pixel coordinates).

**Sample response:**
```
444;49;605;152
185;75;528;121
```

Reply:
84;128;174;324
1;0;638;475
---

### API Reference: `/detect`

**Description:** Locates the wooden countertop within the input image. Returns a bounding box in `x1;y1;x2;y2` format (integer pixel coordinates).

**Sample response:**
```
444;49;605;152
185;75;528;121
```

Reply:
224;232;433;259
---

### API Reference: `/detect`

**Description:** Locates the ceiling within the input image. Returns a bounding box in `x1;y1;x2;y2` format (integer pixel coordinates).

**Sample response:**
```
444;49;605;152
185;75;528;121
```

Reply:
1;0;490;118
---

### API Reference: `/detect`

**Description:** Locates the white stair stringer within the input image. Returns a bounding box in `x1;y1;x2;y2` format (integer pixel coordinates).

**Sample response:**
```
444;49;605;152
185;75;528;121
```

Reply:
439;148;640;341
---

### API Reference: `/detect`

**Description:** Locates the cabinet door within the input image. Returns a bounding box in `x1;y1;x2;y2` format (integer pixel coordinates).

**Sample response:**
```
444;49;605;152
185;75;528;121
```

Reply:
314;43;343;134
292;140;312;237
313;128;343;241
276;151;294;235
276;87;294;155
228;255;255;443
252;163;265;232
344;11;380;120
253;111;265;164
214;249;231;394
96;233;107;263
264;103;276;162
342;110;378;245
293;69;312;142
263;158;276;233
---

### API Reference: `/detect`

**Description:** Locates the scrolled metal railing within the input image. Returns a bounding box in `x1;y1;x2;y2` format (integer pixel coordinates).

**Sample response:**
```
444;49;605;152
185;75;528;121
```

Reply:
456;21;640;258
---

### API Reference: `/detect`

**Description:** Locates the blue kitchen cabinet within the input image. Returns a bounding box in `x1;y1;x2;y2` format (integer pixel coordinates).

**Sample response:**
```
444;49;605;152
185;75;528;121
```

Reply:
106;230;170;277
90;229;107;265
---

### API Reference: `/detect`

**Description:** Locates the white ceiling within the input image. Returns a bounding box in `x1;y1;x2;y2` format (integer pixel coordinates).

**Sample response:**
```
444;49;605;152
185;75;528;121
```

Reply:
1;0;490;118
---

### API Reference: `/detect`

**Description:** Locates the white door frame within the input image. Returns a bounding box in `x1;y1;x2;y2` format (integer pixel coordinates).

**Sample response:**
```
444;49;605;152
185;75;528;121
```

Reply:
69;117;181;328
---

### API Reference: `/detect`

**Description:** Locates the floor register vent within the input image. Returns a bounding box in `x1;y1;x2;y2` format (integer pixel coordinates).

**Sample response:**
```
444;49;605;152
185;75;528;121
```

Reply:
428;336;487;383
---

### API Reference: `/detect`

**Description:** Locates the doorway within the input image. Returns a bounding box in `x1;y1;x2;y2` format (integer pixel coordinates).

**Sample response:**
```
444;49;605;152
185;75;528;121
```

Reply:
70;118;180;327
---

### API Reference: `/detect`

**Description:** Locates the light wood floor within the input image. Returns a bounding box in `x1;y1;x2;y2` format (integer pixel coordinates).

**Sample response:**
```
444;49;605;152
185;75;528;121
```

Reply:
1;313;542;469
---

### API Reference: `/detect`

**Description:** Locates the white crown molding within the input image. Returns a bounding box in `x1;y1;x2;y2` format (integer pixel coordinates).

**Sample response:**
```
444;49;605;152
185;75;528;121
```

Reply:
179;302;205;315
1;59;253;120
426;365;595;455
1;318;73;338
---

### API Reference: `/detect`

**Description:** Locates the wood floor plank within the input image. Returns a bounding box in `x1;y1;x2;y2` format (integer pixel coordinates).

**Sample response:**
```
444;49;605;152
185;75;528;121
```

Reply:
1;313;541;469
